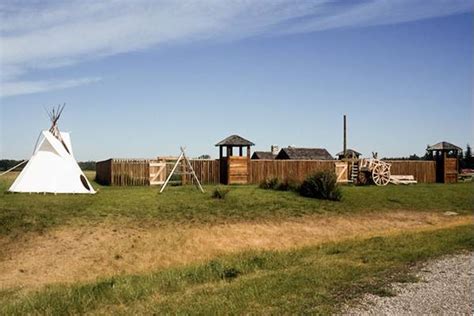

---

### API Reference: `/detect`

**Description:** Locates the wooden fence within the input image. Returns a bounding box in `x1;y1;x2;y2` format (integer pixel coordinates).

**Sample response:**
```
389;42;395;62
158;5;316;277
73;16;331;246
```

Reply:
96;159;153;186
96;158;437;186
96;158;220;186
249;160;336;183
385;160;436;183
185;159;220;184
95;159;112;185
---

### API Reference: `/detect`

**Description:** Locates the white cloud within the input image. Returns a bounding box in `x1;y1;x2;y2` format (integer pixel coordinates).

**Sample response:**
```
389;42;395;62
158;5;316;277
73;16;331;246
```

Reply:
0;0;471;98
279;0;472;34
0;77;101;97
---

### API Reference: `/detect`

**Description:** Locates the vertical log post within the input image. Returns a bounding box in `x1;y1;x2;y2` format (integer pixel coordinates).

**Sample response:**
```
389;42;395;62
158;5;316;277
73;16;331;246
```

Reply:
247;145;251;183
343;114;347;159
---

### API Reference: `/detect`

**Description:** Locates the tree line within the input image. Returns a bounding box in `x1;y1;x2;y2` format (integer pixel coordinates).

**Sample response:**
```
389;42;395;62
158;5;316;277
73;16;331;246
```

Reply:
0;160;96;171
1;145;473;172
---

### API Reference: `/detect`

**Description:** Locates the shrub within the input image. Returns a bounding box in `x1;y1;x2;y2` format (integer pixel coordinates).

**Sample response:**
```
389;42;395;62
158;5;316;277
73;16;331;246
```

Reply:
299;171;342;201
276;179;300;192
259;177;279;190
211;187;230;199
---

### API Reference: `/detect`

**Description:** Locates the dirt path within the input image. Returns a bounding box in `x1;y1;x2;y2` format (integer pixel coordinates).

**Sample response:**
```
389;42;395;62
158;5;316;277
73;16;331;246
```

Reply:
343;252;473;315
0;211;471;290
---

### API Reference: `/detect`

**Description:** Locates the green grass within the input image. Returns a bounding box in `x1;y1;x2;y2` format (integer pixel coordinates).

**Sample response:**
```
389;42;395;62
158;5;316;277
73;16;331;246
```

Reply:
0;172;472;236
1;225;472;315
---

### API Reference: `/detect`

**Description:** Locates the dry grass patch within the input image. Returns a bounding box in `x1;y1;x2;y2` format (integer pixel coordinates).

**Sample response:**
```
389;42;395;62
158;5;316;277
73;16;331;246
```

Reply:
0;211;471;291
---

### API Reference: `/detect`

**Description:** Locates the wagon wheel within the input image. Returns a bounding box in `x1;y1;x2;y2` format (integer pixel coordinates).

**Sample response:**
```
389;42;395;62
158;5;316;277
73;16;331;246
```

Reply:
372;163;391;186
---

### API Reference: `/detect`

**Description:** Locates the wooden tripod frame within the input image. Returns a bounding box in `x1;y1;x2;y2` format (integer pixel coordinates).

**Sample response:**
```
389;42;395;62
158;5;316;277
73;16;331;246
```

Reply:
159;147;204;193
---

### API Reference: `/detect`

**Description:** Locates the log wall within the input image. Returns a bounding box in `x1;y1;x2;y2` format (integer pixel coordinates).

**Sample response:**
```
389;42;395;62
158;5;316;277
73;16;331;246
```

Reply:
185;159;220;185
385;160;436;183
249;160;336;183
228;156;249;184
96;159;152;186
443;158;458;184
96;158;437;185
95;159;112;185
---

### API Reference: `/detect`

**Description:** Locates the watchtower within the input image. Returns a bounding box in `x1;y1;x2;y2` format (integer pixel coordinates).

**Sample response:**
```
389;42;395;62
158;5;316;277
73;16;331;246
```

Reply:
216;135;254;184
426;141;461;183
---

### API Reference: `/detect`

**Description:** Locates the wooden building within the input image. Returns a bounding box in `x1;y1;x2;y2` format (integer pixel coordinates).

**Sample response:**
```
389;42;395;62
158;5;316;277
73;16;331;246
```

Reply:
426;141;461;183
216;135;254;184
336;149;361;160
251;145;279;160
251;151;275;159
275;147;333;160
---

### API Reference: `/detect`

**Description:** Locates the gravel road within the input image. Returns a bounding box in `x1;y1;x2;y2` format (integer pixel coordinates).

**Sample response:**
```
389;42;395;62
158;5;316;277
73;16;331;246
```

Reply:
343;252;473;315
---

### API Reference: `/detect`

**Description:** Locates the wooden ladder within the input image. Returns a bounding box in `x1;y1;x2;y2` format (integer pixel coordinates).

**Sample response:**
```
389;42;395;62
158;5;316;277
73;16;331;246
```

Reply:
351;162;359;182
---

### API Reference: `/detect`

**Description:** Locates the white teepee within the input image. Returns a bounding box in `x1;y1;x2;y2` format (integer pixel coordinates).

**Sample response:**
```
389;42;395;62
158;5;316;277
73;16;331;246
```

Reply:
9;105;95;194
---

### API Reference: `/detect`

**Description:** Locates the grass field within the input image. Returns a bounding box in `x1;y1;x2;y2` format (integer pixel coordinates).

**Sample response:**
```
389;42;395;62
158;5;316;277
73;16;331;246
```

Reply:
0;171;472;314
1;225;472;314
0;171;472;235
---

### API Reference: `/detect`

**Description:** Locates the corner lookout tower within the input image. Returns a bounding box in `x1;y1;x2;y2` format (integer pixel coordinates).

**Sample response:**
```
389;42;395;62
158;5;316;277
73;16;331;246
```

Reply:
215;135;254;184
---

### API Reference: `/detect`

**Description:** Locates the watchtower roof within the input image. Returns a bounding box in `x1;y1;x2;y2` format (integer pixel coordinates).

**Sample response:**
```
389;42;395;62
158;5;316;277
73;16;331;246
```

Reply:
215;135;255;147
426;141;461;152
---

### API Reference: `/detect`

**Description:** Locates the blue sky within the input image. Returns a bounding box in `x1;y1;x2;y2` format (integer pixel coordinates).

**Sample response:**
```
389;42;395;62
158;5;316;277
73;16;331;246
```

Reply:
0;0;472;161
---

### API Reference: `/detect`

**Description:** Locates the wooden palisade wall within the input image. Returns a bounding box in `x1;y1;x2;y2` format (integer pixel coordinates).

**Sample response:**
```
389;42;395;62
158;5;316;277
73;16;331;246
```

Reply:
95;159;112;185
249;160;335;183
96;159;437;185
386;160;436;183
228;156;249;184
443;158;458;184
96;159;151;186
185;159;220;185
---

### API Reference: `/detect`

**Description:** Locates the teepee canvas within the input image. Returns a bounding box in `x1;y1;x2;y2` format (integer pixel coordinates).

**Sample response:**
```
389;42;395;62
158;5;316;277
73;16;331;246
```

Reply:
9;105;95;194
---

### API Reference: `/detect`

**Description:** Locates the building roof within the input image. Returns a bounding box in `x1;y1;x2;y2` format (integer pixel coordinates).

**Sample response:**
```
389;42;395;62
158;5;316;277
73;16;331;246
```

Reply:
251;151;276;159
215;135;255;147
336;149;361;157
426;141;462;152
276;147;333;160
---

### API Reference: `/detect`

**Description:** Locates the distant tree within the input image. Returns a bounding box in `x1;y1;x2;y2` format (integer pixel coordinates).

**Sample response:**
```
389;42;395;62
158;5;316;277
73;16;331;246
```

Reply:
458;150;465;169
465;144;472;160
408;154;421;160
197;154;211;160
0;159;26;171
463;144;474;169
78;161;96;171
382;154;422;161
423;147;433;160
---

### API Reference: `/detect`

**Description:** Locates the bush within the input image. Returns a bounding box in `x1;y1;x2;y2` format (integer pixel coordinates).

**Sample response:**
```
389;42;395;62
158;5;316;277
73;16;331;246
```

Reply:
299;171;342;201
260;178;300;192
276;179;300;192
211;187;230;199
259;178;279;190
